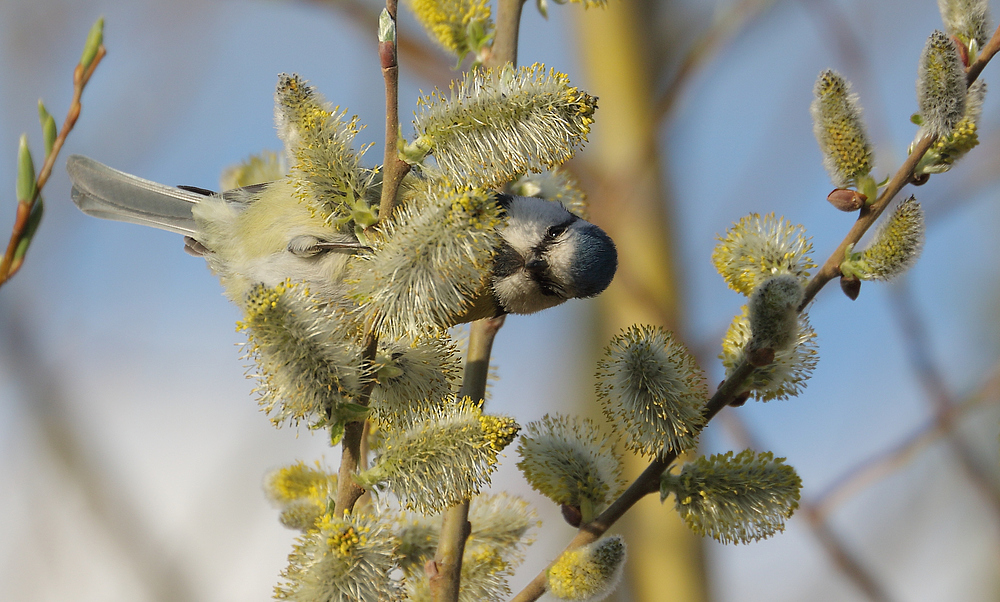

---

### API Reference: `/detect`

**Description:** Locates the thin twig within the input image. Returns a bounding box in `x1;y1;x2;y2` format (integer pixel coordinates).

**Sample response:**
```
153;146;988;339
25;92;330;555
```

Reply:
425;4;523;598
336;0;413;516
335;332;378;513
485;0;526;69
378;0;410;220
0;45;106;285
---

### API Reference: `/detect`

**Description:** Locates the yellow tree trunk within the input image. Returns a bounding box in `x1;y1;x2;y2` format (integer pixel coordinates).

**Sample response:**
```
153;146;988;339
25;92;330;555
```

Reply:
574;1;709;600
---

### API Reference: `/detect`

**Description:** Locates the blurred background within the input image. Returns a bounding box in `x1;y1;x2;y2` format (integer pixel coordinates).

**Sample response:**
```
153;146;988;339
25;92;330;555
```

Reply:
1;0;998;600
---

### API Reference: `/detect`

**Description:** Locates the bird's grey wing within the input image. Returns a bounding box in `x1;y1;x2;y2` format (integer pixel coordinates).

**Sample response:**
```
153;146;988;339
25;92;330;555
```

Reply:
67;154;207;236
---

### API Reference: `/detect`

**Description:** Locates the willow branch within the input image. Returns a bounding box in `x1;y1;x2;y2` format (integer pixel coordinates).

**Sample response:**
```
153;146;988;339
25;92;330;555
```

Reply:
485;0;526;69
337;4;411;514
378;0;409;220
0;44;106;285
335;332;378;513
800;21;1000;310
429;316;506;602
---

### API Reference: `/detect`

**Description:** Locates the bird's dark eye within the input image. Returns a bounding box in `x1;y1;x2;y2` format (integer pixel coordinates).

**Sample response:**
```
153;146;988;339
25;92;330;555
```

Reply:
546;224;567;239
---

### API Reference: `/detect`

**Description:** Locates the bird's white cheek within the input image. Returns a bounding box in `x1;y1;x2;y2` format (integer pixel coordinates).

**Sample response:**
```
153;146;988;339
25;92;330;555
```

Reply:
493;273;565;314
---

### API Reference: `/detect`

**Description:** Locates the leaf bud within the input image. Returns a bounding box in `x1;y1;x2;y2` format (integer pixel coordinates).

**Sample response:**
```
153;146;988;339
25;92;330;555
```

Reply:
37;101;56;157
16;134;36;203
840;274;861;300
827;188;866;212
80;17;104;71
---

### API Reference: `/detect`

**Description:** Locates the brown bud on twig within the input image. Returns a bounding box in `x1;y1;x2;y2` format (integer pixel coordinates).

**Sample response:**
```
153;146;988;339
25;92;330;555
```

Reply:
827;188;866;211
840;274;861;300
729;391;751;407
561;504;583;528
747;347;775;367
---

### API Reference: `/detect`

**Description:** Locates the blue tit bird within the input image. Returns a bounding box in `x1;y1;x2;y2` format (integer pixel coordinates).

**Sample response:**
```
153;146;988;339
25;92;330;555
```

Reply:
67;155;617;320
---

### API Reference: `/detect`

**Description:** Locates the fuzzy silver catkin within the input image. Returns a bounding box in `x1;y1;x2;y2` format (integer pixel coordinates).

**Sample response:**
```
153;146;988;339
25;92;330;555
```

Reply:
720;308;819;402
239;281;364;430
356;398;518;514
917;31;968;138
273;74;375;224
712;213;815;296
938;0;993;49
747;275;805;355
916;80;987;175
595;325;707;457
517;414;624;516
349;181;502;338
275;511;400;602
851;196;926;281
661;450;802;544
369;335;463;428
810;70;874;188
407;64;597;190
546;536;627;601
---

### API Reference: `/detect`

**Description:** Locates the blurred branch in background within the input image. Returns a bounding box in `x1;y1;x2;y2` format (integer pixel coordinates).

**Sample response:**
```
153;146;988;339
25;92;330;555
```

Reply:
0;18;104;288
0;303;198;602
811;360;1000;518
654;0;778;124
305;0;454;89
888;283;1000;517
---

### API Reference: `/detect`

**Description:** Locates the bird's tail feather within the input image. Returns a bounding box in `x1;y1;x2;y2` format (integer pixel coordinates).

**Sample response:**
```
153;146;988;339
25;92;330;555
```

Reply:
67;155;205;236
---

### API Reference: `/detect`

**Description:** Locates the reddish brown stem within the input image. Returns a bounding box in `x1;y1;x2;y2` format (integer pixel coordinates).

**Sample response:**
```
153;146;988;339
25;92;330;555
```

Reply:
0;45;106;285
